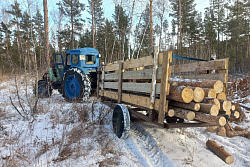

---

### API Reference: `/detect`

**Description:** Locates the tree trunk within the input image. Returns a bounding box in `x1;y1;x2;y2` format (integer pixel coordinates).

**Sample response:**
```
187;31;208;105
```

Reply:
127;0;135;59
206;139;234;164
43;0;50;70
199;103;219;116
167;86;194;103
195;112;226;126
203;88;217;98
169;101;200;111
71;0;74;49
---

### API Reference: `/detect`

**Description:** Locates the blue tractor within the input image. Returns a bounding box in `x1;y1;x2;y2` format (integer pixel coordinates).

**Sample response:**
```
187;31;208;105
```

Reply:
35;47;100;102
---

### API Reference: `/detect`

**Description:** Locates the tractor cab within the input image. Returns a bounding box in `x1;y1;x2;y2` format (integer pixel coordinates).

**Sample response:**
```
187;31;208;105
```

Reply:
35;47;100;101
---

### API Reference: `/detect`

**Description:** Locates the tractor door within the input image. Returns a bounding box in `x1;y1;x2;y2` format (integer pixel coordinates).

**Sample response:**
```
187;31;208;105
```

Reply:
55;53;64;79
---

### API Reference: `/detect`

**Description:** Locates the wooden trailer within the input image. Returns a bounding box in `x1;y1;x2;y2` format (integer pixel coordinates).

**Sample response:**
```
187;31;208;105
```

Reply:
97;48;230;138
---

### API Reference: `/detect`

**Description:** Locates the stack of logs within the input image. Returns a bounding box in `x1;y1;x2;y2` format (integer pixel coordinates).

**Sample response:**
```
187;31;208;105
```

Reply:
165;78;240;127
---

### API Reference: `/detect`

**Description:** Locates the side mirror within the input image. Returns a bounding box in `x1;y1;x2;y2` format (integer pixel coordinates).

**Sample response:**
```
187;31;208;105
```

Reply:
99;54;101;58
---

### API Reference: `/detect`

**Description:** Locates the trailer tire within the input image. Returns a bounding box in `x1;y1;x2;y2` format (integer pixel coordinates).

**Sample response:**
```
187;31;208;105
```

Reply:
112;104;130;139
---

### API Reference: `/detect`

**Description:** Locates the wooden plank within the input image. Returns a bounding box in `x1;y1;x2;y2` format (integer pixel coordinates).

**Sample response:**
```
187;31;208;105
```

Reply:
150;46;159;109
101;90;162;111
118;62;123;103
171;59;227;74
158;51;172;124
178;73;226;82
104;62;120;72
104;67;163;80
102;82;161;94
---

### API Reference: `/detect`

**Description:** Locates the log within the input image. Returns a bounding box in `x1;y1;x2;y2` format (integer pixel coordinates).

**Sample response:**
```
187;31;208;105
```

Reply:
224;122;234;132
217;127;227;137
217;92;227;100
206;139;234;164
234;126;247;131
227;130;250;138
202;97;221;110
203;88;217;98
169;101;200;111
218;99;232;112
231;105;235;111
168;79;224;93
194;112;226;126
199;103;219;116
192;87;205;102
207;126;219;132
169;107;195;121
167;86;194;103
232;111;240;119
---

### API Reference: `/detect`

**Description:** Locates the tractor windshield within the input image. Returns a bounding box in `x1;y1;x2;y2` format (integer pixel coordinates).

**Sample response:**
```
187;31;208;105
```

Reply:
86;54;96;65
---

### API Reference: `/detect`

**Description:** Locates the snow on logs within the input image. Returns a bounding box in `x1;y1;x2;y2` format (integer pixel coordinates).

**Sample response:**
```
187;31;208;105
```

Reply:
206;139;234;164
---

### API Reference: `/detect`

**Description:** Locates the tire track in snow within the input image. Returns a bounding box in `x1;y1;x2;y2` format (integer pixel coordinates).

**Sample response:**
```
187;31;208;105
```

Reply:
125;122;174;167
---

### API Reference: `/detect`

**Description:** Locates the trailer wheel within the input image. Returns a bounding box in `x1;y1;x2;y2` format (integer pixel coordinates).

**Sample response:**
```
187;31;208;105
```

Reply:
112;104;130;139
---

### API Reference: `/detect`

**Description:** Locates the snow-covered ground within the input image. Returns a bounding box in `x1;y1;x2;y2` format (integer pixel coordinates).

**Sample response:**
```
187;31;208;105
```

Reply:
0;75;249;166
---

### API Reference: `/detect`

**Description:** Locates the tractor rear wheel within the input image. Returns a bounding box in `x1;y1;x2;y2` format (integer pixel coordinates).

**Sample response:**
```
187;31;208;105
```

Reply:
112;104;130;139
34;80;52;98
62;68;91;102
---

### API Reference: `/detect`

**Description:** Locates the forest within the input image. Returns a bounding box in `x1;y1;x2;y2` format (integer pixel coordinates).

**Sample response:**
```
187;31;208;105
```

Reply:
0;0;249;74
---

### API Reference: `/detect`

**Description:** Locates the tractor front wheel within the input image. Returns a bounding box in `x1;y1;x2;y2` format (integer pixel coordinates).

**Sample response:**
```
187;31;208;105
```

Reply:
62;68;91;102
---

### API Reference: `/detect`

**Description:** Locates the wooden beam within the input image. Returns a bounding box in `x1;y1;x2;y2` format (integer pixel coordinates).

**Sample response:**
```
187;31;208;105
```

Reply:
158;51;172;124
102;82;161;94
171;59;227;74
118;62;123;103
179;73;226;82
97;67;100;98
150;46;159;109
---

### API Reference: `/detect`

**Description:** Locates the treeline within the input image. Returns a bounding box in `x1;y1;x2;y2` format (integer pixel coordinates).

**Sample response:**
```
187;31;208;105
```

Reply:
0;0;249;74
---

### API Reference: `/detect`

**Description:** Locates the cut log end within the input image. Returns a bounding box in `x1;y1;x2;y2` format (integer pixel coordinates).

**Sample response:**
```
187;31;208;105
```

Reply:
187;111;195;121
205;88;217;98
194;103;200;111
211;105;219;116
223;100;232;112
233;111;240;119
218;117;227;126
182;87;194;103
217;92;227;100
193;87;205;102
167;109;175;117
214;80;224;93
225;156;234;164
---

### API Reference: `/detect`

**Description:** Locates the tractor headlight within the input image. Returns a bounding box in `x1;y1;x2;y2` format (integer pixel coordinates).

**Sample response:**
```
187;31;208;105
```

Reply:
80;55;86;60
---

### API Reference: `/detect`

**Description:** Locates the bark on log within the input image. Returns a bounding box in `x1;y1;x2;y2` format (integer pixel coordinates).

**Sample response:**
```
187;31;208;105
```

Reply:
167;86;194;103
218;99;232;112
191;87;205;102
168;79;224;93
199;103;219;116
169;107;195;121
194;112;226;126
217;127;227;137
234;126;247;131
202;97;221;110
203;88;217;98
206;139;234;164
227;130;250;138
217;92;227;100
207;126;219;132
169;101;200;111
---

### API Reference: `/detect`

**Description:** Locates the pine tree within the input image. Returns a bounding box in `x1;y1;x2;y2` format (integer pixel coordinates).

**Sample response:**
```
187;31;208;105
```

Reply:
57;0;85;49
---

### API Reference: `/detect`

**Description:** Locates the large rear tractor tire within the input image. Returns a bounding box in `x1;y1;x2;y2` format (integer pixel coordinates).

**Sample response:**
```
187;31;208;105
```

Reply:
62;68;91;102
112;104;130;139
34;80;52;98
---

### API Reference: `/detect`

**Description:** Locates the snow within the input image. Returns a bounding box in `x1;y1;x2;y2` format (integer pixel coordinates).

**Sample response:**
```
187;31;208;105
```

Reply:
0;75;249;166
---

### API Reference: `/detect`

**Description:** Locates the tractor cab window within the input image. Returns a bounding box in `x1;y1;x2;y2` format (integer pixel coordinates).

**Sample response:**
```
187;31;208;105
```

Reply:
86;54;96;65
66;54;71;65
56;54;63;63
72;54;79;64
